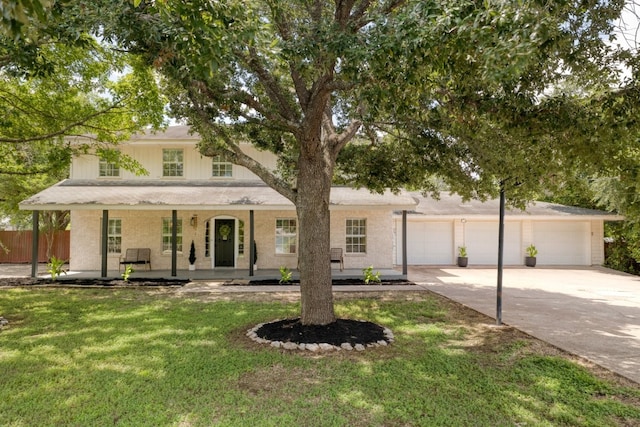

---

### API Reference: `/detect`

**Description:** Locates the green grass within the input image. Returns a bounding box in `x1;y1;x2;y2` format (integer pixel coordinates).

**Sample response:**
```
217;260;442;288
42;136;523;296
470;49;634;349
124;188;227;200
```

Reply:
0;288;638;426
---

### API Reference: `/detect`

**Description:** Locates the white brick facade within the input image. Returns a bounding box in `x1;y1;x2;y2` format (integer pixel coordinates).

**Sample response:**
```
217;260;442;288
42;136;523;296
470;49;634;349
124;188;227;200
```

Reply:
70;208;396;271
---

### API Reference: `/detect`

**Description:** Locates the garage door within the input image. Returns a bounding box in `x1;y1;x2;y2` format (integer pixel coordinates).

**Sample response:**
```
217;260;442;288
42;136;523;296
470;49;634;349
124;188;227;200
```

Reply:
465;222;522;265
533;221;590;265
398;221;453;265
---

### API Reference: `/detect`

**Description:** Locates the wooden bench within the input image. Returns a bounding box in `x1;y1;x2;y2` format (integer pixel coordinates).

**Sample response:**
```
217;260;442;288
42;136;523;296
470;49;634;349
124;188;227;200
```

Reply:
119;248;151;272
330;248;344;271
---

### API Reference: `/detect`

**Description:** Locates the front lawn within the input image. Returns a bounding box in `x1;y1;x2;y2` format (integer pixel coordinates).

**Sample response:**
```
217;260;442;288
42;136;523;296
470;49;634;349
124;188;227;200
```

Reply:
0;288;638;426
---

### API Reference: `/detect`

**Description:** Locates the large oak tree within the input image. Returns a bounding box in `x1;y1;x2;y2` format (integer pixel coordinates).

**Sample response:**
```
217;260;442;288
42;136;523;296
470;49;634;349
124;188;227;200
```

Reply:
61;0;638;325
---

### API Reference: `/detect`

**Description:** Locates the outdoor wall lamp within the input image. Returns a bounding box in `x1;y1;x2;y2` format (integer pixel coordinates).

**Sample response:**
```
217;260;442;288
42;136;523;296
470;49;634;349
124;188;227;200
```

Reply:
190;215;198;228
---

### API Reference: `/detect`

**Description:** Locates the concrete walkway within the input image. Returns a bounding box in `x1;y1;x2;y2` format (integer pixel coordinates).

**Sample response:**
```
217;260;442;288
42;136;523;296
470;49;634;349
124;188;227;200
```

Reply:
408;266;640;384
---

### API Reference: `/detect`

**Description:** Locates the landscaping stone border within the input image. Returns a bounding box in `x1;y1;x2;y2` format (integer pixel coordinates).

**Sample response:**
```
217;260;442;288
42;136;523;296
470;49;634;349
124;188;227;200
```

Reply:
246;319;395;352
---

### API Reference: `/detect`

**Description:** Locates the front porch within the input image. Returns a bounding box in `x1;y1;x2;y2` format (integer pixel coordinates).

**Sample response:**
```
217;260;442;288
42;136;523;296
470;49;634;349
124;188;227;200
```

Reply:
40;266;406;282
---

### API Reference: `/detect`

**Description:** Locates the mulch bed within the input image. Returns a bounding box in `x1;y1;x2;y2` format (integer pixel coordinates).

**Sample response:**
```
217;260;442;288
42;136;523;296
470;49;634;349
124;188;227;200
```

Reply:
0;277;188;287
242;279;414;286
255;317;389;346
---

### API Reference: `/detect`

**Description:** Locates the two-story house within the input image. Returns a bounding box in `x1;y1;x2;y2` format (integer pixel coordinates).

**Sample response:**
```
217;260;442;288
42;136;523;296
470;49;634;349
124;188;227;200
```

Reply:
19;126;417;275
20;125;621;275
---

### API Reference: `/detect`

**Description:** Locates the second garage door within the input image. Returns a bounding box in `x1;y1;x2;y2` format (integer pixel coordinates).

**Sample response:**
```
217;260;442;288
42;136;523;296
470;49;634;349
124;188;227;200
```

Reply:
465;221;522;265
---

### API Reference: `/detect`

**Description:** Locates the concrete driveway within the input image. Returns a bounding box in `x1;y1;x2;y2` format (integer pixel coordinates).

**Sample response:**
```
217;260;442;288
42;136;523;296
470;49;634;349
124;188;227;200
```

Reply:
408;266;640;384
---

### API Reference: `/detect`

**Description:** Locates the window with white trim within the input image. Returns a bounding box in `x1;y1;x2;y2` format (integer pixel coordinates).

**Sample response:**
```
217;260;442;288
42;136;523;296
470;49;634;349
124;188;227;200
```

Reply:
346;218;366;253
162;218;183;252
99;159;119;177
205;221;210;257
238;220;245;256
275;218;297;254
162;149;184;177
212;154;233;177
107;219;122;253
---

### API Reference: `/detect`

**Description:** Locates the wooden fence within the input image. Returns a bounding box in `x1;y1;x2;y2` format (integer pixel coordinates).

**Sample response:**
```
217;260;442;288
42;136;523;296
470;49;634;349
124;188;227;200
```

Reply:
0;230;70;263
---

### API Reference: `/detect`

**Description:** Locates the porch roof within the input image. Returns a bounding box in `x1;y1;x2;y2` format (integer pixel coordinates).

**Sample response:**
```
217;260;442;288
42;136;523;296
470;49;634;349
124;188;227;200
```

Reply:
19;180;417;211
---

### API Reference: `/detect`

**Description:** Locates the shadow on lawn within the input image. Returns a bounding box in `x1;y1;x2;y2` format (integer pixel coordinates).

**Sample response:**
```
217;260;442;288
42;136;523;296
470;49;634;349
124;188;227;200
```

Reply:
0;288;638;426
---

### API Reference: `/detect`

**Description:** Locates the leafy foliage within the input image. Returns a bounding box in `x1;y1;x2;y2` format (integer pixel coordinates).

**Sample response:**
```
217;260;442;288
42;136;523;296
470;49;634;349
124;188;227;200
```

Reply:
46;255;66;280
0;0;55;38
278;265;292;284
121;264;134;282
0;6;166;228
362;265;381;284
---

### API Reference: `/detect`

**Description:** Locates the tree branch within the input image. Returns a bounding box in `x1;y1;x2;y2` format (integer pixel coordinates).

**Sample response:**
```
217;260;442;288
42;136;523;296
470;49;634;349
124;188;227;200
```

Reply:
189;80;300;135
332;118;362;156
335;0;358;28
350;0;373;23
0;89;131;144
352;0;406;30
236;47;301;124
188;94;296;202
266;3;312;108
201;123;296;202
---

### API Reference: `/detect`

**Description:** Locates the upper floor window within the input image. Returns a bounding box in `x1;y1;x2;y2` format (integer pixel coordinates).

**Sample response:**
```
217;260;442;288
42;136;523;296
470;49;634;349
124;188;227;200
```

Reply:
107;219;122;253
99;159;119;177
275;218;297;254
346;218;366;253
162;217;183;253
212;154;233;177
163;149;184;177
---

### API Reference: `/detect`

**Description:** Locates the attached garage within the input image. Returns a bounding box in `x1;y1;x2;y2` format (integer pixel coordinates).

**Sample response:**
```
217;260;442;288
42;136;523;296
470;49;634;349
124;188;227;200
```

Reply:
398;221;453;265
533;221;590;265
395;192;622;268
465;221;522;265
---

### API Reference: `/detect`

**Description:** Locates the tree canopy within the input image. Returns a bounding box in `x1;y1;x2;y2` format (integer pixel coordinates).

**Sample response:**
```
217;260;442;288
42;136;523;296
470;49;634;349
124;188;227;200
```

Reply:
38;0;640;323
0;2;166;229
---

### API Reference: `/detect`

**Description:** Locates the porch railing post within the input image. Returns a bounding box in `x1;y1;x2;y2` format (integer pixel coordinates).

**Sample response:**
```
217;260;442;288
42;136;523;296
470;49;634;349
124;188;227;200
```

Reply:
101;210;108;278
31;211;39;278
249;210;254;277
402;210;408;276
171;210;177;277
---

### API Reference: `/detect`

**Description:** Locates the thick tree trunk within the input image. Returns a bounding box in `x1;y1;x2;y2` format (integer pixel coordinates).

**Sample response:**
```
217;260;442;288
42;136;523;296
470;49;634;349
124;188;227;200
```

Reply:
296;148;336;325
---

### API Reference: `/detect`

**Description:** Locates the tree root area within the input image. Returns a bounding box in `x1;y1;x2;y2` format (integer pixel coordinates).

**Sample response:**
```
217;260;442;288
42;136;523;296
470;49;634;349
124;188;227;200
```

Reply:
255;318;387;346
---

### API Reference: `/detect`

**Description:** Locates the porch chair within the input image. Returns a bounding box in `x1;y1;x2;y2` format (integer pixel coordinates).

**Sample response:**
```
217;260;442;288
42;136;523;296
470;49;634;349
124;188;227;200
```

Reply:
330;248;344;272
119;248;152;272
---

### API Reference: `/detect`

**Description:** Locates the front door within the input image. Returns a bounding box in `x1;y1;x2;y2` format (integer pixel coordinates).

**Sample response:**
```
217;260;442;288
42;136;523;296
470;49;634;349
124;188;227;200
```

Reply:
214;219;235;267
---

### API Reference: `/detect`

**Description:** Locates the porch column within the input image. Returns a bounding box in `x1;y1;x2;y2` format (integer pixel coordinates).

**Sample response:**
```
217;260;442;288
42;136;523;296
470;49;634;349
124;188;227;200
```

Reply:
496;182;506;326
31;210;39;278
101;210;108;278
249;210;254;277
171;210;177;277
402;210;408;275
